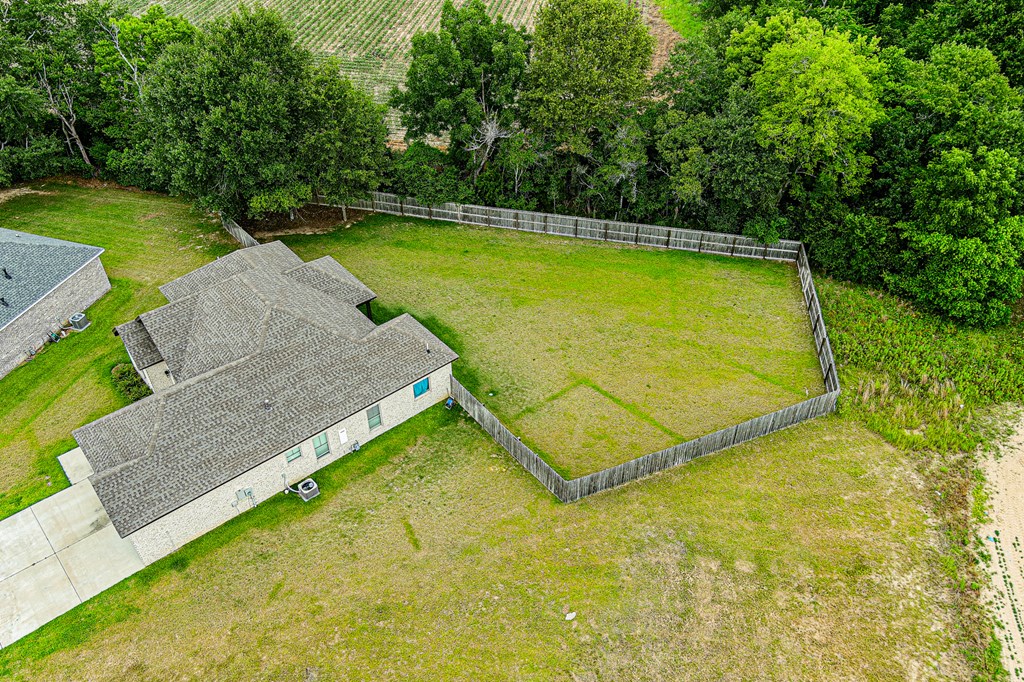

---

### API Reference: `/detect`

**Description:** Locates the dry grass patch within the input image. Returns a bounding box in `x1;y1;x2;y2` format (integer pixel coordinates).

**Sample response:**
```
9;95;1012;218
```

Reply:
513;381;679;475
0;407;963;679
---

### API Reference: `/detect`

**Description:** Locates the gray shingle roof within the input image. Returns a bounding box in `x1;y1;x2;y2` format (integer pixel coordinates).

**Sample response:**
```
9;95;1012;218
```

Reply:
115;319;163;370
0;228;104;330
158;241;306;302
74;244;455;537
138;259;376;382
284;257;375;306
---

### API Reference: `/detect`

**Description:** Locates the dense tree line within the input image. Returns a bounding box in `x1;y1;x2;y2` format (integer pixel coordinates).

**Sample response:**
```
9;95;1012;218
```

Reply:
2;0;1022;328
389;0;1024;328
0;1;387;218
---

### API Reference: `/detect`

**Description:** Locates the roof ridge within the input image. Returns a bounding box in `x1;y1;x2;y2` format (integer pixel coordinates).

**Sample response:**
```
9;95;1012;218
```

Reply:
142;397;167;461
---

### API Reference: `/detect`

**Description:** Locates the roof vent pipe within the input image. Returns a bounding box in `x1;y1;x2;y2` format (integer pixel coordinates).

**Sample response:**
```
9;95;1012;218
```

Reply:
2;267;10;279
0;297;7;307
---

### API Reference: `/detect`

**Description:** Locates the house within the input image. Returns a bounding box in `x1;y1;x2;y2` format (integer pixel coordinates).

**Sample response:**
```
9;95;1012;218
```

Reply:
0;228;111;379
70;242;457;565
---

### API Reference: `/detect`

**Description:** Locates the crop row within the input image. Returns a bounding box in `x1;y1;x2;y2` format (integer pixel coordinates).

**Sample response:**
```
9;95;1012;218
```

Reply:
128;0;546;102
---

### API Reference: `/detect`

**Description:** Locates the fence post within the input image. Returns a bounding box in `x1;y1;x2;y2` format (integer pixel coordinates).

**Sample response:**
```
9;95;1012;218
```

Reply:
698;233;705;253
731;235;737;256
574;217;579;238
543;213;548;234
371;193;377;212
665;228;671;248
634;224;640;245
399;197;404;216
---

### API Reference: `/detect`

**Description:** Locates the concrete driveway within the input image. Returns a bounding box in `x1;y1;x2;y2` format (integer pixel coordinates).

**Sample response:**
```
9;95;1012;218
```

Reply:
0;474;144;648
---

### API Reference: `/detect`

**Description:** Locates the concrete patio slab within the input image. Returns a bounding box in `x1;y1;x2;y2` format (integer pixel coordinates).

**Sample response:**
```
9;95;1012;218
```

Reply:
0;509;52;582
0;555;79;647
30;481;109;552
57;447;93;485
58;525;144;601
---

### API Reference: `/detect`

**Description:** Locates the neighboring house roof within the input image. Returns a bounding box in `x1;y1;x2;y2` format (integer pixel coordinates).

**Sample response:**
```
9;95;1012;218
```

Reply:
0;228;104;330
75;242;456;537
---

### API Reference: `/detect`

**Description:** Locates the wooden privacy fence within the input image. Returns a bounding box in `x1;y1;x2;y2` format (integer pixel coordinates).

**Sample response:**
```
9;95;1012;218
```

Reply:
453;378;839;502
220;214;259;248
318;192;804;261
322;191;841;500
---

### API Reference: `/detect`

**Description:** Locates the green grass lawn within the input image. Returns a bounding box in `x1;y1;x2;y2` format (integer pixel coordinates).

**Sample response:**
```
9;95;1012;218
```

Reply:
654;0;703;38
0;183;233;520
0;405;961;680
0;187;972;678
283;215;824;477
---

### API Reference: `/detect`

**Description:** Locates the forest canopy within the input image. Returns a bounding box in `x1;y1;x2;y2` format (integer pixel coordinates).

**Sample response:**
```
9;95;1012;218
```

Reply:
1;0;1022;327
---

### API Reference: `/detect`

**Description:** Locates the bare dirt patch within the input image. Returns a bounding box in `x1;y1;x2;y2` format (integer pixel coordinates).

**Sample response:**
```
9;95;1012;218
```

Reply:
642;0;684;73
981;409;1024;679
243;205;369;238
0;188;50;206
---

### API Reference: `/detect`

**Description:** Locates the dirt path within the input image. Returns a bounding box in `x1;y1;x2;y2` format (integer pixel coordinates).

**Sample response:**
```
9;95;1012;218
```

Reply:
641;0;684;74
981;410;1024;680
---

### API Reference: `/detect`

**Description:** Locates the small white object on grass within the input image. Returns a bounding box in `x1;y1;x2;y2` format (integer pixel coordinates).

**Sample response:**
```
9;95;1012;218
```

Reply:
565;612;576;621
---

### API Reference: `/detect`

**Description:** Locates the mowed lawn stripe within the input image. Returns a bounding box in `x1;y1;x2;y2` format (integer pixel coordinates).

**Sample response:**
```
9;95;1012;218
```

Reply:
283;215;823;476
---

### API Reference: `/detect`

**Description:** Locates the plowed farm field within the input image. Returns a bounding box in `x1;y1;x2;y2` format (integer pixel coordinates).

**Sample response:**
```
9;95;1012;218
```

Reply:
129;0;546;103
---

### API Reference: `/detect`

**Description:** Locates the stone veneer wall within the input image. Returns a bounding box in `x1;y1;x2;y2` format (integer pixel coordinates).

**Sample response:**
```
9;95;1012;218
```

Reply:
0;257;111;380
126;363;453;565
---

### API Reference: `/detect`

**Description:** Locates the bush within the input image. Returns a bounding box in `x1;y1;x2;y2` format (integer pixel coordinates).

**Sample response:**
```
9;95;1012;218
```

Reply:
111;363;152;403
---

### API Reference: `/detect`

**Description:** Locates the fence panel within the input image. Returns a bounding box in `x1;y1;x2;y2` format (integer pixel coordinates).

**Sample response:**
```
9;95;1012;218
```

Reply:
606;220;638;244
668;228;703;252
700;232;736;256
547;214;577;237
402;197;431;219
638;224;672;248
220;215;259;248
516;210;545;233
430;202;459;221
575;217;606;241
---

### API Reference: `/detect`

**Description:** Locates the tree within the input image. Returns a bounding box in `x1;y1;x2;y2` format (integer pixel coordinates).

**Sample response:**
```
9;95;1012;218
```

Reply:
889;147;1024;327
391;141;471;206
303;59;390;210
391;0;529;178
522;0;653;154
0;75;64;186
92;5;196;186
751;19;884;185
1;0;110;175
146;5;386;219
905;0;1024;87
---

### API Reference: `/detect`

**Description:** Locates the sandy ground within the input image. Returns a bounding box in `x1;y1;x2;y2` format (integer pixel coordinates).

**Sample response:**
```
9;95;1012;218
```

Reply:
981;409;1024;680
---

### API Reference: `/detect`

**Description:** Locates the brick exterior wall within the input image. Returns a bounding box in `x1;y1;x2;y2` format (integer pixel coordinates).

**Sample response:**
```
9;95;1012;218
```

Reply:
0;257;111;380
126;363;453;565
